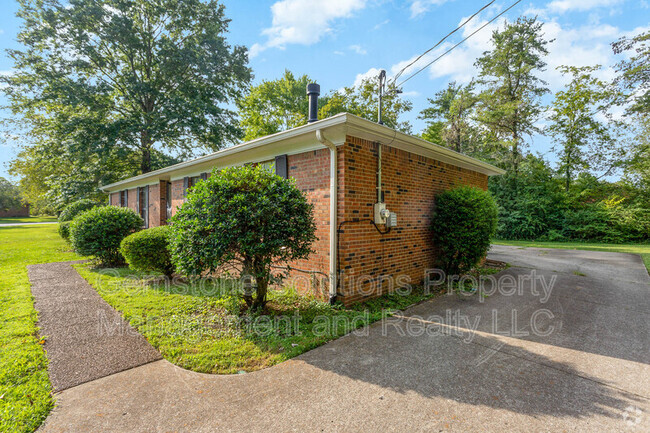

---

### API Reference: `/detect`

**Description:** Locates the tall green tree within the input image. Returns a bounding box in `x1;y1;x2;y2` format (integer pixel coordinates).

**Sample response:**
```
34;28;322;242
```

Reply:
548;65;620;191
623;115;650;196
0;177;23;212
320;78;413;133
237;70;316;141
474;17;550;175
613;30;650;115
419;81;478;153
2;0;252;177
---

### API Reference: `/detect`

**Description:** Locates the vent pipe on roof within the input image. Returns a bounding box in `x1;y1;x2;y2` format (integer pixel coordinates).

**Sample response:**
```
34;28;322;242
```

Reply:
306;83;320;123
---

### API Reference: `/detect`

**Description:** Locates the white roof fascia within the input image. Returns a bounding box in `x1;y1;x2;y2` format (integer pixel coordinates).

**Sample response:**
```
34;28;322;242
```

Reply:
101;112;503;192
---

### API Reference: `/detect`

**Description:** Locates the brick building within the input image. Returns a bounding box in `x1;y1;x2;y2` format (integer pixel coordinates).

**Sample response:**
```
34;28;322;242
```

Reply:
102;112;503;305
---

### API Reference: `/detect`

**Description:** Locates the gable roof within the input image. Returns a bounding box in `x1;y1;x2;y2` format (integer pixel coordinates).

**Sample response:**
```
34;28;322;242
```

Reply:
101;112;505;192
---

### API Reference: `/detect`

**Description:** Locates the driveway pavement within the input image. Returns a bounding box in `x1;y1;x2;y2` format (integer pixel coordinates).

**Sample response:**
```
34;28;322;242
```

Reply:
39;246;649;432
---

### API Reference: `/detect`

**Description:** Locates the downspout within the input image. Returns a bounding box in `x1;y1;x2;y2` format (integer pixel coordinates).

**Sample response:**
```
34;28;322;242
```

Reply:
316;129;338;304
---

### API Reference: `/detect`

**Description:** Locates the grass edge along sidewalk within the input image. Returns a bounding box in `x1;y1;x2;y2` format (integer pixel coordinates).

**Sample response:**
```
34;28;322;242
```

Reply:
0;225;81;433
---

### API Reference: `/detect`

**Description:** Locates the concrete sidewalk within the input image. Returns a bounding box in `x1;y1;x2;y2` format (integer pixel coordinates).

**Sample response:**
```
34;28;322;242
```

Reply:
0;222;57;227
28;262;161;391
37;248;649;432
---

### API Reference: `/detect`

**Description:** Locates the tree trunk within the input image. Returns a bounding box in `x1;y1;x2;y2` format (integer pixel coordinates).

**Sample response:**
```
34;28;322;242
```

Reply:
140;123;153;173
241;259;254;307
141;147;151;173
252;275;268;310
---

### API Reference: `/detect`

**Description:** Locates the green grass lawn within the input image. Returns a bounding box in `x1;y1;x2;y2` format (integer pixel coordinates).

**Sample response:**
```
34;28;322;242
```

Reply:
75;264;447;374
494;240;650;271
0;216;57;224
0;225;80;433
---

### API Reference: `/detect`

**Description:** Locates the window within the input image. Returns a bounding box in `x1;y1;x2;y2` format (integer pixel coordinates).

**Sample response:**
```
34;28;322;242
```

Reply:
120;190;128;207
259;161;275;173
275;155;288;179
183;175;205;199
138;186;149;228
165;181;172;223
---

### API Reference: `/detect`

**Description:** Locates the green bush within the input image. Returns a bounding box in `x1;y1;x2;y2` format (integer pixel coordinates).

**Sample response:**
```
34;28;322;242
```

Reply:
490;156;567;240
58;221;71;242
58;199;99;242
432;185;498;275
70;206;144;266
58;199;98;222
169;165;317;309
120;226;174;277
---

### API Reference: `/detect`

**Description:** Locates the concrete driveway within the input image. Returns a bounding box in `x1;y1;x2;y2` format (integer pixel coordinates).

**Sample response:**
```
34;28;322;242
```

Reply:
40;246;649;432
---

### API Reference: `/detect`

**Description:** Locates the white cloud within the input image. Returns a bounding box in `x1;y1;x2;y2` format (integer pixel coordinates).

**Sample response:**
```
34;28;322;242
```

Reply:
349;44;367;55
250;0;367;58
409;0;452;18
387;11;649;94
353;67;382;87
373;19;390;30
547;0;623;13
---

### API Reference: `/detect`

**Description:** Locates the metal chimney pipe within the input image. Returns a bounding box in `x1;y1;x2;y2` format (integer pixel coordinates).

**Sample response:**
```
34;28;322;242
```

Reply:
306;83;320;123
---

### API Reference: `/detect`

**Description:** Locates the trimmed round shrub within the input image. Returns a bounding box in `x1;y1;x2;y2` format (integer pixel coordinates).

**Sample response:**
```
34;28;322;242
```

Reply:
58;221;72;242
169;165;316;309
59;199;98;222
120;226;174;277
58;199;99;242
432;185;498;276
70;206;144;266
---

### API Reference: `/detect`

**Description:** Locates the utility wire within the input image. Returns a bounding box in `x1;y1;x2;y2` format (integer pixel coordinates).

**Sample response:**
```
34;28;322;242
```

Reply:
395;0;522;88
392;0;496;84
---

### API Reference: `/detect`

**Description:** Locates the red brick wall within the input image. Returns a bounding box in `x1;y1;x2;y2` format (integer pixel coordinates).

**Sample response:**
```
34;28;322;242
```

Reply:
104;137;489;305
127;188;138;214
281;148;342;299
109;192;120;207
170;179;185;217
337;136;488;305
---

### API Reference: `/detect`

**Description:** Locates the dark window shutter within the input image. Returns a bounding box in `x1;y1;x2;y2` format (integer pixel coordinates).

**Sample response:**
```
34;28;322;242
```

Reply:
183;177;189;197
200;172;208;181
275;155;288;179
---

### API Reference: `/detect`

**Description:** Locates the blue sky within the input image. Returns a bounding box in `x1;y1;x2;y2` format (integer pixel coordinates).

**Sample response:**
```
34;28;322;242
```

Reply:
1;0;649;181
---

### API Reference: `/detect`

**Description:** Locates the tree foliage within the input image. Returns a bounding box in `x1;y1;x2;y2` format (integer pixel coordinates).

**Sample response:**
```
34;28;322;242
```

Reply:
0;177;23;211
547;65;621;191
613;31;650;114
419;81;479;153
3;0;251;208
475;17;550;174
169;165;317;309
238;70;318;141
319;77;413;133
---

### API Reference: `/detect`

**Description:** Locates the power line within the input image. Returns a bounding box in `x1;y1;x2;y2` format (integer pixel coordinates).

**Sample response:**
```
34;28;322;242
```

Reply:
392;0;497;84
395;0;522;88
